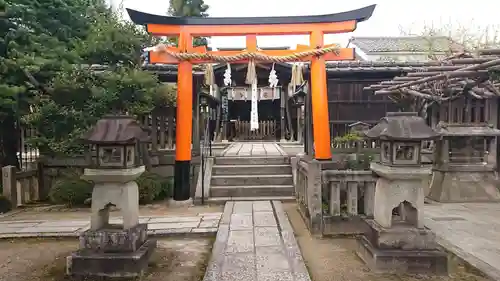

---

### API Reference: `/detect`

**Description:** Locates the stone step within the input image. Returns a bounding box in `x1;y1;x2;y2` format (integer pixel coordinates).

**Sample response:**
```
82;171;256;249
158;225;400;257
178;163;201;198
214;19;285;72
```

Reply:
210;185;294;198
212;164;291;175
211;174;293;186
215;156;290;166
207;196;296;205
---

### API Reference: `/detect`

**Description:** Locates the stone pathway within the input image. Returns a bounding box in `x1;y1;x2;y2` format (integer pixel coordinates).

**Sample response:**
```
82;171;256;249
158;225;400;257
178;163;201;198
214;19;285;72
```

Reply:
0;212;221;238
424;202;500;280
222;142;287;157
203;201;310;281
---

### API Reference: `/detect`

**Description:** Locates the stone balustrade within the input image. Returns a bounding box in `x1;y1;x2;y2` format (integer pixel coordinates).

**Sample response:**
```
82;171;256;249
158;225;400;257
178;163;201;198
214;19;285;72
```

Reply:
293;156;377;236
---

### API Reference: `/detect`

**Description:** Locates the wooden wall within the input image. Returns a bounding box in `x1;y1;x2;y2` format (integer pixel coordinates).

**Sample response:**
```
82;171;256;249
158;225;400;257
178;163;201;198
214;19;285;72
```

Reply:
326;77;399;138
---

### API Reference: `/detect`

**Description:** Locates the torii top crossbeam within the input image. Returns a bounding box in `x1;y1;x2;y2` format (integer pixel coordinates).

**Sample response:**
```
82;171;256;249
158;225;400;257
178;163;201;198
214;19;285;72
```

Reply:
126;5;376;202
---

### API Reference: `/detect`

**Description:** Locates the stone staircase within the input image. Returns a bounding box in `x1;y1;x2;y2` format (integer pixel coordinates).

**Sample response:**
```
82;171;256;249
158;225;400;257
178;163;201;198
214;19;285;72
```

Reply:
207;156;295;204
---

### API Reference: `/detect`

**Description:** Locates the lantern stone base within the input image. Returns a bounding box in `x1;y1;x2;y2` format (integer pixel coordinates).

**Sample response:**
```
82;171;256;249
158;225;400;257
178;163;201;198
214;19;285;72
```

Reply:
79;223;148;253
67;239;156;278
67;224;156;278
428;170;500;202
356;220;448;275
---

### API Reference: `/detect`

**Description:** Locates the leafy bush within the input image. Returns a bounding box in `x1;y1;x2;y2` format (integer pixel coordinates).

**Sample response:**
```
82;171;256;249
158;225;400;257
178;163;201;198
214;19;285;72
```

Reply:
136;172;173;204
0;196;12;213
49;179;93;207
333;133;362;145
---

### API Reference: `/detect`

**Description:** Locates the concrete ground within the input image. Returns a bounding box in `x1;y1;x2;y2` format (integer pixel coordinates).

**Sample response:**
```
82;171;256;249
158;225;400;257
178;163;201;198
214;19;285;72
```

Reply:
283;203;491;281
423;202;500;281
1;198;500;281
0;201;223;221
0;237;212;281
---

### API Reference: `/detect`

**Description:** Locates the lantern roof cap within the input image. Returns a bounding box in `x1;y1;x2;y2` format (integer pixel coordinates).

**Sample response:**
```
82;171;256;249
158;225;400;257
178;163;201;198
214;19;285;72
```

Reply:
365;112;438;141
82;115;150;144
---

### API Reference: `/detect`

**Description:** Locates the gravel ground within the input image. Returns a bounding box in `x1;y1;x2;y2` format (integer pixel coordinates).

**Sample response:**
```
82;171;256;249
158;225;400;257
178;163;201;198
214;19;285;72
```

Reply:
0;201;223;221
0;237;213;281
283;203;491;281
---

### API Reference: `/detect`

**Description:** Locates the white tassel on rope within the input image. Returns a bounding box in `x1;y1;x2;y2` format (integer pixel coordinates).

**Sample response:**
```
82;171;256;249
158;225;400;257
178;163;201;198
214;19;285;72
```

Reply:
268;63;279;88
250;78;259;131
246;60;259;132
223;63;232;86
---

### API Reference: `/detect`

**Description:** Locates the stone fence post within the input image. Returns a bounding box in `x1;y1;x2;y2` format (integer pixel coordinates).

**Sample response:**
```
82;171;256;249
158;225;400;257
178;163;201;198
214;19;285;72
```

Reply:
307;160;323;236
2;166;17;206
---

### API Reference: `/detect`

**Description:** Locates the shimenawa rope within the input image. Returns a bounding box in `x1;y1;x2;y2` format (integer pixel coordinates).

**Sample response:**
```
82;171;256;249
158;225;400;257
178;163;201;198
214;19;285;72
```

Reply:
151;44;340;63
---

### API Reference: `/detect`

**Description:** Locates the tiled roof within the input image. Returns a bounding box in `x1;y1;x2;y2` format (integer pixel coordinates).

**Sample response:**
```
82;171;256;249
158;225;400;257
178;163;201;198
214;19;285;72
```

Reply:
349;36;464;53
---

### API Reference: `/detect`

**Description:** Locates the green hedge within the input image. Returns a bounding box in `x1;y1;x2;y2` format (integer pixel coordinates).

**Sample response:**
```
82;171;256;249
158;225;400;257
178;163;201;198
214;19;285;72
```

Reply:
0;196;12;213
136;171;173;204
49;179;93;207
47;171;173;206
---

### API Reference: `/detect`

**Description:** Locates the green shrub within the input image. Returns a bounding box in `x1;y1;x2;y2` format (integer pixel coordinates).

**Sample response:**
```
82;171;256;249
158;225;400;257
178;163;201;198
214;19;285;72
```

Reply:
157;176;174;199
49;179;93;207
136;172;173;204
0;196;12;213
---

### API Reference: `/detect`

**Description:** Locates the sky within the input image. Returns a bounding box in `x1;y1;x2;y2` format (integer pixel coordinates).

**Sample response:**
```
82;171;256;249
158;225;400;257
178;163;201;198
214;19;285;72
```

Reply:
110;0;500;49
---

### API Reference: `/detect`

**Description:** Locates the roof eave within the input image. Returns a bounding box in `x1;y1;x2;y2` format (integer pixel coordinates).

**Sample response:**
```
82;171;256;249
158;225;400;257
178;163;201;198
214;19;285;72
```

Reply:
126;5;376;26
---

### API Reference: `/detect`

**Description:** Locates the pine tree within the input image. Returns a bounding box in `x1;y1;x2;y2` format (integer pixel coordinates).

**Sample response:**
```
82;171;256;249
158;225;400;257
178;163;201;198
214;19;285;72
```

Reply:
168;0;210;47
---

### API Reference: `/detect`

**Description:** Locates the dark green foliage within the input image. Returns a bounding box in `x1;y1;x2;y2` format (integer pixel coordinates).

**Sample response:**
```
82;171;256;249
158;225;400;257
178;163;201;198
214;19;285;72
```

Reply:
167;0;210;47
0;0;174;159
0;195;12;213
136;172;173;204
49;178;93;207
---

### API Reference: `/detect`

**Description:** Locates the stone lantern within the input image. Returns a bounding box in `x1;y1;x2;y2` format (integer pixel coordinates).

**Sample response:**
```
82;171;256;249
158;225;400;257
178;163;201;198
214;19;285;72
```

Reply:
428;123;500;202
67;115;155;278
356;112;448;274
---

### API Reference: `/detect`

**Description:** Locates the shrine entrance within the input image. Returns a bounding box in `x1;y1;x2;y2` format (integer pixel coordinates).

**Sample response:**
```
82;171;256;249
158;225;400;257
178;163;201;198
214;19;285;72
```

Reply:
127;4;376;201
217;62;289;141
229;98;280;141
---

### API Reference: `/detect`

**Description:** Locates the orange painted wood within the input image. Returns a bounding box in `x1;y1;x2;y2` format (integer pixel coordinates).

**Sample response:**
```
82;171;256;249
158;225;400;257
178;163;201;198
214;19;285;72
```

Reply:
146;20;356;36
246;35;258;52
309;30;332;160
175;32;193;161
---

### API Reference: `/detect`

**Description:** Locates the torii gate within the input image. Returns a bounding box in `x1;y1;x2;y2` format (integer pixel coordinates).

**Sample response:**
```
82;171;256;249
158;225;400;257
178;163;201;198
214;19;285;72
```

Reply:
127;5;376;201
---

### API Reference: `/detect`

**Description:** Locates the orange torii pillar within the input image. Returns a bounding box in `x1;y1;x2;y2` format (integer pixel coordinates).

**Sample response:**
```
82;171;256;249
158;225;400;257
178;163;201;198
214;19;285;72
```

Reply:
126;4;376;201
174;32;193;201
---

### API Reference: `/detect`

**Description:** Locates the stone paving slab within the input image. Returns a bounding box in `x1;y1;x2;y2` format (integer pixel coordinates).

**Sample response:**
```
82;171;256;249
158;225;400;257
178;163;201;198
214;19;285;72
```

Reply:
222;142;286;157
202;200;311;281
423;203;500;281
0;212;222;238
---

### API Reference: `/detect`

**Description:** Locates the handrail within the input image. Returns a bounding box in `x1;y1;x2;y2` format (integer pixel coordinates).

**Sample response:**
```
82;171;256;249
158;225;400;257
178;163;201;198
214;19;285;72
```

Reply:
200;113;212;205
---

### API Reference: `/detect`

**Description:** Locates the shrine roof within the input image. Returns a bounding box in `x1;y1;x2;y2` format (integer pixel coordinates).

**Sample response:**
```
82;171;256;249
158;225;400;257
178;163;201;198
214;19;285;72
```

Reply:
435;123;500;137
349;36;464;53
126;5;376;26
324;60;440;73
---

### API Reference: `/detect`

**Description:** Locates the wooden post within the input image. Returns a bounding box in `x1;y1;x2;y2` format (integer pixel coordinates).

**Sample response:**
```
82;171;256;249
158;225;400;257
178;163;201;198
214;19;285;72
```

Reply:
2;166;17;207
309;30;332;160
214;103;222;141
192;77;200;156
280;87;286;142
297;105;303;143
174;32;193;201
